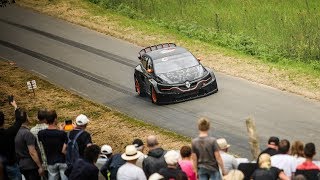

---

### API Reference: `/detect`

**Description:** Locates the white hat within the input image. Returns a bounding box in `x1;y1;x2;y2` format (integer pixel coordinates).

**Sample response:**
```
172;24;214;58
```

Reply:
76;114;89;126
101;145;112;155
164;150;180;165
121;145;143;161
148;173;164;180
217;138;230;150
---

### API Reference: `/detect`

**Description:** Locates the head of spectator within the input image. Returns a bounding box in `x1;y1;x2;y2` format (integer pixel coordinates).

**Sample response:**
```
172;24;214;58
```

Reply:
0;111;4;128
164;150;180;167
223;169;244;180
147;135;160;150
293;175;307;180
46;110;57;125
75;114;89;129
267;136;279;150
291;141;304;157
198;117;210;132
180;145;192;160
132;138;144;152
121;145;143;164
84;144;100;164
100;144;113;158
278;139;290;154
217;138;231;152
37;109;47;124
304;142;316;159
258;153;271;169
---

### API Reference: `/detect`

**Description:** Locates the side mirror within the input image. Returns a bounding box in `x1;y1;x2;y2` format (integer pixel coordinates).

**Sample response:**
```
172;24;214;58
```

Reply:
147;69;154;73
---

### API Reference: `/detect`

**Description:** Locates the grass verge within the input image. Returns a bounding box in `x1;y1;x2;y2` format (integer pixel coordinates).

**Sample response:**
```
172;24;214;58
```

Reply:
0;60;190;153
16;0;320;101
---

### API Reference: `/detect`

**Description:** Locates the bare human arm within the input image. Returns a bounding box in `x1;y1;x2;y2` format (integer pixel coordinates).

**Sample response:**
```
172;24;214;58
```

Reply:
191;153;198;177
214;150;226;176
279;171;289;180
62;143;67;155
28;145;44;176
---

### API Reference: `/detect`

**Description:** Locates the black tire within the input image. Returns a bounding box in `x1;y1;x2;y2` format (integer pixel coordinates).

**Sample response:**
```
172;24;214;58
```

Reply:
151;86;159;104
134;77;146;97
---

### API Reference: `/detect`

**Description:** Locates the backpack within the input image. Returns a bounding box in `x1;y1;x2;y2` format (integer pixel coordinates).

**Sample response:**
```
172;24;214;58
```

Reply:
101;154;125;180
66;130;84;166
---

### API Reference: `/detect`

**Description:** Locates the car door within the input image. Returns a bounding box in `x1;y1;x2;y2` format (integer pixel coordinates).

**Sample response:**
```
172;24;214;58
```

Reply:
141;55;154;95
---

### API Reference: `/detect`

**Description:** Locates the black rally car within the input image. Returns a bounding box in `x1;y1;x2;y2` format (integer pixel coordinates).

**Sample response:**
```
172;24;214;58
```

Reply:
134;43;218;104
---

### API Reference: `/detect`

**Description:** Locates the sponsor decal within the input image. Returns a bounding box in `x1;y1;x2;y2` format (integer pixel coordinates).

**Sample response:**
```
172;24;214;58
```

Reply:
185;81;191;88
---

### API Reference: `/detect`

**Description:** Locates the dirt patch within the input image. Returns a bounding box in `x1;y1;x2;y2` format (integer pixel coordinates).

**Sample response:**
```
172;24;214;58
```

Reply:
0;60;190;153
15;0;320;101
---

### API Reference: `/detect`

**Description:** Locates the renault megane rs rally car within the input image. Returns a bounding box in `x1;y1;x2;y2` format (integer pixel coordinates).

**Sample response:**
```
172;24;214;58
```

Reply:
134;43;218;104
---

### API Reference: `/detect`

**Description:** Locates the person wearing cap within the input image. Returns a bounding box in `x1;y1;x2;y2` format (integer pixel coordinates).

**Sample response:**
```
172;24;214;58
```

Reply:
132;138;146;168
257;136;279;163
67;114;92;158
158;150;188;180
216;138;238;175
96;145;112;179
117;145;146;180
251;153;288;180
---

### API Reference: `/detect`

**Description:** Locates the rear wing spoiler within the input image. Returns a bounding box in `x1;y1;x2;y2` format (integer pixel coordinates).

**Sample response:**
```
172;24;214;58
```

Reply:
138;43;176;59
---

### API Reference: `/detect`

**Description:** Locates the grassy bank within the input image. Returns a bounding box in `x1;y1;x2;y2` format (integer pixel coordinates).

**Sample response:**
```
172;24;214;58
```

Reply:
0;60;190;153
89;0;320;66
16;0;320;101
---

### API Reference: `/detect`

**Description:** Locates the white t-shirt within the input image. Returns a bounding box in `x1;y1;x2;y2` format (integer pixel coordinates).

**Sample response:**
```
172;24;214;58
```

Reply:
117;162;147;180
219;151;238;173
271;154;297;177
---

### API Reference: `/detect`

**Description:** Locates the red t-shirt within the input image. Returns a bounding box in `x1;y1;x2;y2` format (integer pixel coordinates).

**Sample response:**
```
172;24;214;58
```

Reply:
296;161;320;170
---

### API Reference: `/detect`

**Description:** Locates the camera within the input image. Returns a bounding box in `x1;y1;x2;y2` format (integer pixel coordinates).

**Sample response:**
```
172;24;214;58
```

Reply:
8;95;14;104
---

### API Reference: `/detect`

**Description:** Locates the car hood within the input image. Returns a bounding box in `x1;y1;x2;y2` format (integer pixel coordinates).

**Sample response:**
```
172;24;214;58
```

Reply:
157;65;205;84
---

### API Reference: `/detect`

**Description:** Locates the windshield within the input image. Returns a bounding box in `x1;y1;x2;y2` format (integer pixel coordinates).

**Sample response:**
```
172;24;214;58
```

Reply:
153;52;200;74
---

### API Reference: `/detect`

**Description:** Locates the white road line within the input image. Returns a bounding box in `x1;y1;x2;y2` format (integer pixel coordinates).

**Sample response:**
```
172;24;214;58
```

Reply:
31;69;48;78
70;87;89;97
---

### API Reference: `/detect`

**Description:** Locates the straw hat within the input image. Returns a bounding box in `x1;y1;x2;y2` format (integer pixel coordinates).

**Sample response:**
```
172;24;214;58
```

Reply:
121;145;143;161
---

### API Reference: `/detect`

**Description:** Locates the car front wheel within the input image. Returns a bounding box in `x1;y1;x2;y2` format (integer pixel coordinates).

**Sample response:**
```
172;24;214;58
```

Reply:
151;86;159;104
135;77;146;97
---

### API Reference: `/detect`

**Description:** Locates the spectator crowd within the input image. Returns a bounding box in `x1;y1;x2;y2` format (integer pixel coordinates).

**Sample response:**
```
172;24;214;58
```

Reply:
0;98;319;180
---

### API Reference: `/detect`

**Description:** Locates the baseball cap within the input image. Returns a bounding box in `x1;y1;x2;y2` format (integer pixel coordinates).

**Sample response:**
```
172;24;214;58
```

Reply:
268;136;279;146
101;145;112;155
75;114;89;126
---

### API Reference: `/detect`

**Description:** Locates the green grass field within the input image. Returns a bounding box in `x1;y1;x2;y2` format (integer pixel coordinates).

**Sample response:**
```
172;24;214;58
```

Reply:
87;0;320;68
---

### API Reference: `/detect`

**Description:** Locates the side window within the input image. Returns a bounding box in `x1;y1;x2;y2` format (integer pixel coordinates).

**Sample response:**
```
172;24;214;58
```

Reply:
141;56;147;70
146;58;153;70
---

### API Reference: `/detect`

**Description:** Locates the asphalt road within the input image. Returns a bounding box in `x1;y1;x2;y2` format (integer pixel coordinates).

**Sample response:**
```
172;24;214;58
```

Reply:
1;5;320;159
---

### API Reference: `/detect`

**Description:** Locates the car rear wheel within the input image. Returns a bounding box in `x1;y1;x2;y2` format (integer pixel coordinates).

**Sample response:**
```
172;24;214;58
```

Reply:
151;86;159;104
135;77;146;97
